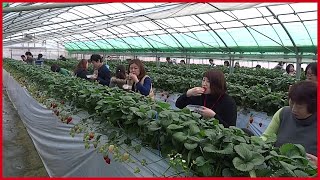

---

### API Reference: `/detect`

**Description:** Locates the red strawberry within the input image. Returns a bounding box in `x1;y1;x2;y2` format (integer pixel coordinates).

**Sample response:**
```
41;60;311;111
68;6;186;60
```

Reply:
103;155;111;164
52;103;57;108
105;157;111;164
89;132;94;140
66;117;72;124
203;87;207;92
103;156;109;161
259;122;262;127
249;117;254;124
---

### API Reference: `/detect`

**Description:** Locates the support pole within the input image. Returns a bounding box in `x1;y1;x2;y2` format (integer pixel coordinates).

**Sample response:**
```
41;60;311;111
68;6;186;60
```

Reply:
296;53;302;80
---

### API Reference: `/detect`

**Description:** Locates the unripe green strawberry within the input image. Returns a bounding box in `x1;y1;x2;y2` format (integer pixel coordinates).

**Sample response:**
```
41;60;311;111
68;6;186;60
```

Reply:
122;153;129;161
93;141;98;148
108;145;114;153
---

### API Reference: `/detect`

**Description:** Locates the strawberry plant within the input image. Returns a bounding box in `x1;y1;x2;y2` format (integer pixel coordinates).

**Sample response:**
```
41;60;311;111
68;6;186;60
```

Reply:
4;59;316;177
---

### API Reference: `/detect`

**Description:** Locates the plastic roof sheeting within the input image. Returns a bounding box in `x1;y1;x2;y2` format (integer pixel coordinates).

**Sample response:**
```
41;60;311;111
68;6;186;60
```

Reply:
3;3;317;58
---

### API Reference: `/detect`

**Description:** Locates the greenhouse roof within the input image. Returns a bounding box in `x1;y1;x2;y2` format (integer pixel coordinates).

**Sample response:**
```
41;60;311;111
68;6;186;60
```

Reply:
3;3;318;59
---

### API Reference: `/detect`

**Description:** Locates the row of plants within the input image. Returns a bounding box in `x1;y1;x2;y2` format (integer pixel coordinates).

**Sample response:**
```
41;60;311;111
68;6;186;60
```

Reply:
142;61;303;80
44;60;288;115
4;59;316;177
45;59;297;92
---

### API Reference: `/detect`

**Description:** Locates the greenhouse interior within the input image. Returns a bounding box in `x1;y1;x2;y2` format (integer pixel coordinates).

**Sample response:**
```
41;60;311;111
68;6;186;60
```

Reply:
2;2;318;177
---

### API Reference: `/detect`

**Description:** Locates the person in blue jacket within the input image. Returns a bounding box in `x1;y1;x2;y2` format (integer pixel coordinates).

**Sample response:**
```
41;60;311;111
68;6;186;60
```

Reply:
90;54;111;86
128;59;153;97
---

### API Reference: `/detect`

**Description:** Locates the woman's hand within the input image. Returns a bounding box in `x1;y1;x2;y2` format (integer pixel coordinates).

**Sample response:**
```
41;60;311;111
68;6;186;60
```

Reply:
129;73;139;83
111;77;117;82
306;153;317;166
90;74;97;80
197;106;216;118
186;87;205;97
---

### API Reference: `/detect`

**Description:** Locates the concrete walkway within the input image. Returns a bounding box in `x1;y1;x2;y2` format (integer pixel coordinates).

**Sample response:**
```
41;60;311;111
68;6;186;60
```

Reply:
3;88;48;177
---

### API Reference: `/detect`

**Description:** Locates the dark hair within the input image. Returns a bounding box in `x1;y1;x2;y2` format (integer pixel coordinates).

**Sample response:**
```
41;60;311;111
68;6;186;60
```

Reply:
21;55;25;58
90;54;102;62
278;61;284;66
288;81;317;113
180;60;185;64
305;62;317;76
25;51;32;57
166;57;170;61
115;65;126;79
209;59;213;62
256;65;261;68
203;70;227;96
128;59;146;80
51;64;61;72
285;64;294;74
74;59;88;73
37;54;43;60
224;61;230;66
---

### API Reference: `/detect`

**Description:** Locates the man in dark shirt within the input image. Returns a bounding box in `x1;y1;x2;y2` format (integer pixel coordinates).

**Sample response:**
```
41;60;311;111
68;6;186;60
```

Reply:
90;54;111;86
25;51;35;65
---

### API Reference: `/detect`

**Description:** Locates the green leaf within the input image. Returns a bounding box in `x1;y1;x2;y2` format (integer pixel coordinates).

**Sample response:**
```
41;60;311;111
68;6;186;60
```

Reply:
134;111;144;118
157;101;171;109
251;152;265;166
188;136;201;143
181;120;197;126
198;163;213;176
294;170;308;177
234;144;252;160
195;156;206;166
212;119;219;125
148;121;161;131
167;124;184;130
203;144;217;153
222;168;233;177
204;129;215;137
199;130;206;137
192;112;202;119
160;118;173;127
184;142;198;150
232;157;254;172
279;143;304;157
187;150;193;165
129;107;139;112
279;161;297;170
137;118;150;126
189;124;200;135
213;143;234;155
172;132;187;142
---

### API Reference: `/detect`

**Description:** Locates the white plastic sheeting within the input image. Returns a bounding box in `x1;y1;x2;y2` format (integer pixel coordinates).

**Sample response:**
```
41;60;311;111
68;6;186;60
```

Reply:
3;70;177;177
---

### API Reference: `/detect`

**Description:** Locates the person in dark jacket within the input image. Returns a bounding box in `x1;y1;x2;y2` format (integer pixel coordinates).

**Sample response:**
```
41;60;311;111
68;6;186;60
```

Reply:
175;69;237;127
90;54;111;86
74;59;89;80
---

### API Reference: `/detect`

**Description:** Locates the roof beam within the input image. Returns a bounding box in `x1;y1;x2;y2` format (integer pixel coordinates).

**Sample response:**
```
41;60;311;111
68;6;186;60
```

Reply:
3;3;100;13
